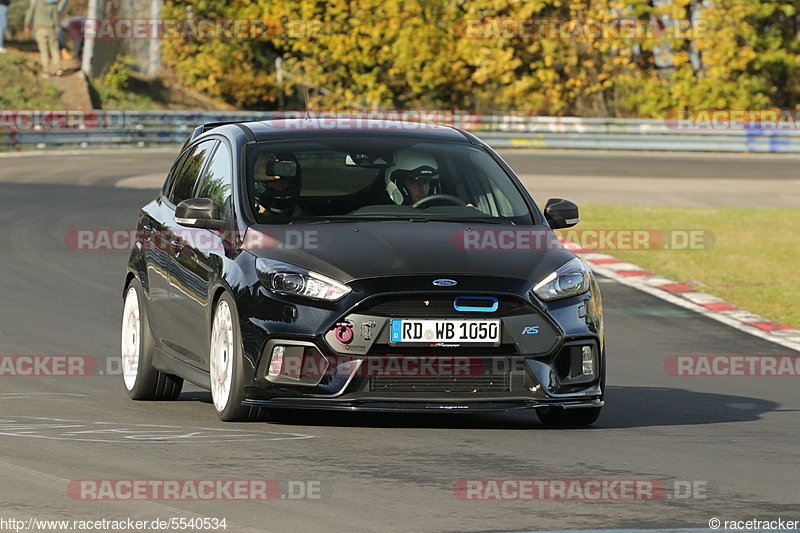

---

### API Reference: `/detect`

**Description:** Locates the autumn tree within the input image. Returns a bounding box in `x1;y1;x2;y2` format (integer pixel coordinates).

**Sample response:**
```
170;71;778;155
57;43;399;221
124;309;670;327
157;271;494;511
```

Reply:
160;0;800;116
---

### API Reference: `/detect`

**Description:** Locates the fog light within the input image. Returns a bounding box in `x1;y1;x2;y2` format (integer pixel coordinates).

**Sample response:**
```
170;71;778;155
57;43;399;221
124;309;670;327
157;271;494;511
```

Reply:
268;345;285;377
581;345;594;375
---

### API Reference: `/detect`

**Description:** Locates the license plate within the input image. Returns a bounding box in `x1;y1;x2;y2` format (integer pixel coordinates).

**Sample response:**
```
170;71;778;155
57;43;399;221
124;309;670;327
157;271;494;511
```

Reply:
389;319;501;345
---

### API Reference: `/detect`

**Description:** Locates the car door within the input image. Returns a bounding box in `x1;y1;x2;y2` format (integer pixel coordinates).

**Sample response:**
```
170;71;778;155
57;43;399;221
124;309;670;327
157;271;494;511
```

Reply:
158;139;219;365
141;148;194;339
167;140;234;369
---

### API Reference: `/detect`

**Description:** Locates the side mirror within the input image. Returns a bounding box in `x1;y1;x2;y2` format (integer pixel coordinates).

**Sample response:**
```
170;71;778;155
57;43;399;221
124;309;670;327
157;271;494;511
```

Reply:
175;198;225;230
544;198;580;229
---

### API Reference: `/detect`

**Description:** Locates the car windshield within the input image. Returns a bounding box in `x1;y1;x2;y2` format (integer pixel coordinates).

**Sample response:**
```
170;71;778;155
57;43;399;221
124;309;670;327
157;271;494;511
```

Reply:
245;138;534;225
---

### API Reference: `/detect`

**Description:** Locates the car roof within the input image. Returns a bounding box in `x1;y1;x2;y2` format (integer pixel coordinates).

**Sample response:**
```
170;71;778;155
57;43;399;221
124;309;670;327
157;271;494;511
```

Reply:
237;119;472;143
187;119;485;152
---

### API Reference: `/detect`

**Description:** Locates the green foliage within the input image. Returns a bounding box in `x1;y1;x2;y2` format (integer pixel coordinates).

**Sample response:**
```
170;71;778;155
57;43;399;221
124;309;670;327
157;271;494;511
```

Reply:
7;0;33;37
93;55;150;109
0;52;62;109
104;56;134;92
91;78;160;110
161;0;279;108
160;0;800;116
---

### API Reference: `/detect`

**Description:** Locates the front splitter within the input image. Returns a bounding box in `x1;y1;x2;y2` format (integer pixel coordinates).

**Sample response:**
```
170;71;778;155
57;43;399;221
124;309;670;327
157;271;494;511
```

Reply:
242;398;604;413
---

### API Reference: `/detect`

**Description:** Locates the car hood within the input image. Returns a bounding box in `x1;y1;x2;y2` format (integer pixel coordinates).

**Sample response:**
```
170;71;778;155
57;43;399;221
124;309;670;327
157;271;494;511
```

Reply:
244;221;576;284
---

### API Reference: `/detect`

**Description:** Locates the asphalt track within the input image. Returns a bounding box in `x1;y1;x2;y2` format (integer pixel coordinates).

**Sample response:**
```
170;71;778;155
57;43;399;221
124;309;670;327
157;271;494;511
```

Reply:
0;150;798;533
1;148;798;206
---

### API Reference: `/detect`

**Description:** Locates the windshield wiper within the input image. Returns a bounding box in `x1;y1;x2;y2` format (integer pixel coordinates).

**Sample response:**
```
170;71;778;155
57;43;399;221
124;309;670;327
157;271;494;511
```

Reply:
288;216;516;225
416;217;516;225
288;215;417;224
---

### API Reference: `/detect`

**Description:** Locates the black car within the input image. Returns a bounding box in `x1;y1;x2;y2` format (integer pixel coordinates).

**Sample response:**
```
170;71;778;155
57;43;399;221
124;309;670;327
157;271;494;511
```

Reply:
121;118;605;425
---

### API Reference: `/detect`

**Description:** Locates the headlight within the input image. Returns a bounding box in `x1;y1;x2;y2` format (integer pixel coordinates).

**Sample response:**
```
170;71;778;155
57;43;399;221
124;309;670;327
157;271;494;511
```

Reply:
531;257;592;301
256;259;351;301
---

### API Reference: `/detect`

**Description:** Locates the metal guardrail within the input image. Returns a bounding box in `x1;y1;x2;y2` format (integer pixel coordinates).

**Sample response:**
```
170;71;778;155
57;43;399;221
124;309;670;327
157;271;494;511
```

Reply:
2;112;800;152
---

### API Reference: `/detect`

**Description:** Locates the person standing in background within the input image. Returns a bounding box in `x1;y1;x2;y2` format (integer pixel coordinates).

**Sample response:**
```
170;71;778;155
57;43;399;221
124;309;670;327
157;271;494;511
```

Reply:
25;0;62;78
0;0;9;53
56;0;72;60
61;15;84;61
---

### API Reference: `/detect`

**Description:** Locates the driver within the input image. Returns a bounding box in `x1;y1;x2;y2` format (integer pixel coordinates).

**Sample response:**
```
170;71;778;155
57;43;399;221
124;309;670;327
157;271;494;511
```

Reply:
254;152;302;217
385;150;440;206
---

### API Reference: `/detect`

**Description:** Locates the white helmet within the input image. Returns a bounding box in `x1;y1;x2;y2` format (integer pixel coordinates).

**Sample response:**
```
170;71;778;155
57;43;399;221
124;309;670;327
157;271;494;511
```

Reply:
385;149;440;205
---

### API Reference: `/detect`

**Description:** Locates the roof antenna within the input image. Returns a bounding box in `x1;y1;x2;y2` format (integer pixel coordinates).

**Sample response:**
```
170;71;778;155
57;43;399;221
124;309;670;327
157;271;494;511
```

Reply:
303;86;311;120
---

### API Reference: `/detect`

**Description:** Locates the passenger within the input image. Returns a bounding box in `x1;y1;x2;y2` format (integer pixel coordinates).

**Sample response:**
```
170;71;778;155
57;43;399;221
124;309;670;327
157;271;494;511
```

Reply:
254;152;302;217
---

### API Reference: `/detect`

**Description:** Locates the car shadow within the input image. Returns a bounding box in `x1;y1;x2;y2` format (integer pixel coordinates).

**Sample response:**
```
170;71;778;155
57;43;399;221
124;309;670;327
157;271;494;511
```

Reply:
178;390;214;404
597;385;781;429
178;386;781;429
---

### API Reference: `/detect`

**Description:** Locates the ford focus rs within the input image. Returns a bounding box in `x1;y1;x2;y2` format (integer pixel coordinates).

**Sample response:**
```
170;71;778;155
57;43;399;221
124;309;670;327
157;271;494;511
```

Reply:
121;118;605;425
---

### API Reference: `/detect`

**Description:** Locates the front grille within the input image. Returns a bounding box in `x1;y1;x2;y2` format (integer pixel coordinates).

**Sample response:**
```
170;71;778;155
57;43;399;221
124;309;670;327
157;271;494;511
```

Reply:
358;295;529;317
368;374;511;393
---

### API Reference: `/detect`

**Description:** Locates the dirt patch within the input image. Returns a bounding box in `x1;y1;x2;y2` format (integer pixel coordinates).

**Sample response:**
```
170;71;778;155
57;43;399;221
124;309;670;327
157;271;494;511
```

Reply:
3;40;238;111
53;69;93;110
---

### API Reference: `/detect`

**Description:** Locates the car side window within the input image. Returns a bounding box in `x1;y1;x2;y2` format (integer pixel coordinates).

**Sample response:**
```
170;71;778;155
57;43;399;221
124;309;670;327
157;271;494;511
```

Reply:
195;142;233;220
162;152;188;197
168;140;218;205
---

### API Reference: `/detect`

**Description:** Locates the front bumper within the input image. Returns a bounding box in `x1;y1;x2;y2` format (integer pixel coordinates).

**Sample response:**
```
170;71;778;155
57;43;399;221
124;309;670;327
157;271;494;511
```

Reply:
239;277;604;413
243;347;604;412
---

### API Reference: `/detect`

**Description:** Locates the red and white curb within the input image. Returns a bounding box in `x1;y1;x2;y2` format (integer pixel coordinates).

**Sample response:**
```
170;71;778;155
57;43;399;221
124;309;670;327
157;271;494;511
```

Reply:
563;241;800;353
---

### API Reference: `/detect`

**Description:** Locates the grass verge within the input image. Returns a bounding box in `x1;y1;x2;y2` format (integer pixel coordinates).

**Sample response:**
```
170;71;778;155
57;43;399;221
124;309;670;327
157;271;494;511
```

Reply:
0;51;62;109
558;205;800;329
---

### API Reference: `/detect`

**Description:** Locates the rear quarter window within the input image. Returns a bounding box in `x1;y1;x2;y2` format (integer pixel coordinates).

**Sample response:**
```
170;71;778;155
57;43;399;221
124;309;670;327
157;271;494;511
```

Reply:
168;140;218;205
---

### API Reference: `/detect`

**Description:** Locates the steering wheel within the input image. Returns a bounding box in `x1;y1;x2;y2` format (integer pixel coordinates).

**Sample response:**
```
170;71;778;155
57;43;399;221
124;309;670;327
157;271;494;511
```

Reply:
412;194;467;208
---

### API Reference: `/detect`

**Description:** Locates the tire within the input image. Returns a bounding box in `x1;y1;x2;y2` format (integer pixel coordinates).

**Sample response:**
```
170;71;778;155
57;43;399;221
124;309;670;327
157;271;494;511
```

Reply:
536;406;602;427
121;278;183;400
209;292;266;422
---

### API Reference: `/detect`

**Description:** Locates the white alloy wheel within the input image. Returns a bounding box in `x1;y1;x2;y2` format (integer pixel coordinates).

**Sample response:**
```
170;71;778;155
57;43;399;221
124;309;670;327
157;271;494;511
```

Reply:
121;286;141;391
210;300;235;412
